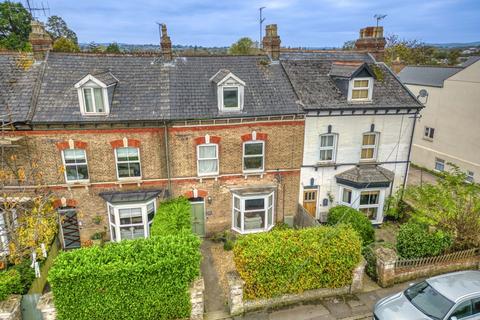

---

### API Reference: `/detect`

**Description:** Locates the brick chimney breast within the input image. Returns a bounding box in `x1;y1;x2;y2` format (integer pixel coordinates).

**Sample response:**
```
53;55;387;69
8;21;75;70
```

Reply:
262;24;281;61
29;20;53;61
160;24;173;62
354;26;386;62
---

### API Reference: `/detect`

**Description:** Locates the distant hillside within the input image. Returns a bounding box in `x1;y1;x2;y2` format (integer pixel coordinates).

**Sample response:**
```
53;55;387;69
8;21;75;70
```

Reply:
429;41;480;48
79;43;228;53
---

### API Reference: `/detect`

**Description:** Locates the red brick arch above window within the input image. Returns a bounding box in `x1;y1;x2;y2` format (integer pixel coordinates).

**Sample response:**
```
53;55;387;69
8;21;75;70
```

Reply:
110;138;141;149
53;198;78;209
193;136;221;146
241;132;268;142
56;140;87;151
184;189;208;199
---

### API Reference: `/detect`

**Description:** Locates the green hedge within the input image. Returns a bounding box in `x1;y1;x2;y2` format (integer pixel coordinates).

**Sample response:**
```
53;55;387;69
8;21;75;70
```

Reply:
233;226;362;299
150;197;191;236
396;222;452;259
49;232;201;320
327;205;375;246
0;260;36;301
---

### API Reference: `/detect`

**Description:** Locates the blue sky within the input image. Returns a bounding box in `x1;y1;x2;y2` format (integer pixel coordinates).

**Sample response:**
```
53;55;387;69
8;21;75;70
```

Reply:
34;0;479;47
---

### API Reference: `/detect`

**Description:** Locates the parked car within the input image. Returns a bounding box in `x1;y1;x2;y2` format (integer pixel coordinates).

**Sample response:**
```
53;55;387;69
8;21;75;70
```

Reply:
374;271;480;320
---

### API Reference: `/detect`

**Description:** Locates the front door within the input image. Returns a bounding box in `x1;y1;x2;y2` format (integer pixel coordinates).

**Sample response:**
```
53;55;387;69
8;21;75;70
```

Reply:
190;201;205;237
303;190;317;217
58;208;81;250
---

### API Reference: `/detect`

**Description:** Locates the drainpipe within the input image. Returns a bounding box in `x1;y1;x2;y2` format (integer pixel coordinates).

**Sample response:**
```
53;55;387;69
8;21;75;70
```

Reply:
163;121;172;197
402;111;418;196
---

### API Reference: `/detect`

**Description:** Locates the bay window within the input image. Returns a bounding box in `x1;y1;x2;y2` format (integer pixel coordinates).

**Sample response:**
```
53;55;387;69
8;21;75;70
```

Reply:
243;141;264;172
107;200;156;242
62;149;89;182
115;147;141;179
232;192;274;234
197;144;219;176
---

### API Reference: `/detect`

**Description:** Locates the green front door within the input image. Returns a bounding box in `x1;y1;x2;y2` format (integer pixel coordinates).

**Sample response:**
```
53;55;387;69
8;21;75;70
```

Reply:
191;202;205;237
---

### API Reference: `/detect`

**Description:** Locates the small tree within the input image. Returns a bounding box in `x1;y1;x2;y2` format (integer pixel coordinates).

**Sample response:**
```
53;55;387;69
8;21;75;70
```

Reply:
406;165;480;250
52;37;80;52
229;37;256;55
105;42;121;53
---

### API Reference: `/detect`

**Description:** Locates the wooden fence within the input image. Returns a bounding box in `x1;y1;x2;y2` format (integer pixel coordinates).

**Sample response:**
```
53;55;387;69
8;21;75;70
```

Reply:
294;204;320;229
395;248;478;270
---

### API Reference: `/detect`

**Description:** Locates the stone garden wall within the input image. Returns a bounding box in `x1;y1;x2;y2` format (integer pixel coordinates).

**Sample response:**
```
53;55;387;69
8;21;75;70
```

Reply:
0;296;21;320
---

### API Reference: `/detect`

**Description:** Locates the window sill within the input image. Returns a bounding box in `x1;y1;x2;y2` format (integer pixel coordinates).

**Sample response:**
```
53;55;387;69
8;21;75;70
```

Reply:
317;161;335;167
243;170;264;175
232;224;274;234
347;100;373;104
80;112;109;116
116;178;142;185
422;137;434;142
359;159;377;164
65;180;91;187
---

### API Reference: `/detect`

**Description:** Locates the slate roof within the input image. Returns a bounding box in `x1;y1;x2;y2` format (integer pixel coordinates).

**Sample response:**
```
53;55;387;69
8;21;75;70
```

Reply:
280;52;421;110
98;189;166;204
335;165;394;188
398;66;463;87
329;62;363;78
209;69;231;84
168;55;300;120
0;53;43;123
89;70;119;87
460;56;480;68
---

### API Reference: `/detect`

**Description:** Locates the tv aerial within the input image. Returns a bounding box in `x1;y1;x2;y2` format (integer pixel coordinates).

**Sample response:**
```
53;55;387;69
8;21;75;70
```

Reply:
25;0;50;18
374;14;387;27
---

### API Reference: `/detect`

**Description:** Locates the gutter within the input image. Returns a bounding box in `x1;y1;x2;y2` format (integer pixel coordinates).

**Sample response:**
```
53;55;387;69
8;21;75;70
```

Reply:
402;111;419;192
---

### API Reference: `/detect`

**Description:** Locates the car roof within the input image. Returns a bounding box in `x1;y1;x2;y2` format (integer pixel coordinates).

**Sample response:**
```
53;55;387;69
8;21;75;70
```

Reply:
427;271;480;303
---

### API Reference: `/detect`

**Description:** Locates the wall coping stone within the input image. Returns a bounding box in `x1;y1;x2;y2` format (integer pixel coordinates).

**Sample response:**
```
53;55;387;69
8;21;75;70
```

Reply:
0;295;21;320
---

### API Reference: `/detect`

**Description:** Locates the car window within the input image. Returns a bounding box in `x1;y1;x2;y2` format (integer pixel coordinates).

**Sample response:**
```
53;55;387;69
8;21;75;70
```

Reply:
450;300;472;319
473;298;480;314
405;281;454;319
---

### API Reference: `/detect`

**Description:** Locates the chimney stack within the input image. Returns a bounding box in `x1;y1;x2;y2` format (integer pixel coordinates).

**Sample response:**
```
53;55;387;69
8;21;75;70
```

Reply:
160;24;173;61
29;20;53;61
262;24;281;60
354;26;386;61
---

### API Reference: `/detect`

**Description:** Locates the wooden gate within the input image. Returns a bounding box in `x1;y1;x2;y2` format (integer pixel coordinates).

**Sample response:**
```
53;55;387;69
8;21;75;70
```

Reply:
58;209;81;250
190;201;205;237
303;189;317;217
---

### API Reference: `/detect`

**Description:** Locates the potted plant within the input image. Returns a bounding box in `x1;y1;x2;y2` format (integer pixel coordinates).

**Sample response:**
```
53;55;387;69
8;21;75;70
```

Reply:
90;232;103;245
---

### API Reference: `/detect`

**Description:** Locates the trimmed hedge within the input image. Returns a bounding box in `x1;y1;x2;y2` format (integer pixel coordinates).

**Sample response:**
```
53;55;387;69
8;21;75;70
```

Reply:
233;226;362;299
49;232;201;320
327;206;375;246
396;222;452;259
0;260;36;301
150;197;191;236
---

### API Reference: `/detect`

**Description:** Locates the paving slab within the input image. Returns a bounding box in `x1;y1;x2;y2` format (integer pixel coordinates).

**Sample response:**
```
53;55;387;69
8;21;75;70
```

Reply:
269;304;330;320
322;297;353;319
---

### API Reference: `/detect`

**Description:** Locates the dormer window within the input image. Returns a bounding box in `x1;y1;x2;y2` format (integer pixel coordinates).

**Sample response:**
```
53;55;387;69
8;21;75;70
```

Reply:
210;69;245;112
349;77;373;102
74;71;118;116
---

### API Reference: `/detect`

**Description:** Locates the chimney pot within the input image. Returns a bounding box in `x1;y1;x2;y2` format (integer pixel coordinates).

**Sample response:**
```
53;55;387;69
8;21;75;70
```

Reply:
354;26;386;62
262;24;281;61
160;24;173;62
29;20;52;61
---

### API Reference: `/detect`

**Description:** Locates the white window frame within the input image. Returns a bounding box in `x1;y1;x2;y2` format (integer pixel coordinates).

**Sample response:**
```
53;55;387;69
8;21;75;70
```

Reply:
340;187;352;205
358;190;381;221
61;149;89;183
424;126;435;141
319;133;337;163
232;192;275;234
74;75;110;115
107;200;156;242
243;141;265;173
348;77;373;102
212;73;245;112
222;86;240;109
360;132;379;161
466;171;474;183
197;143;219;177
337;185;386;224
115;147;142;180
435;158;445;172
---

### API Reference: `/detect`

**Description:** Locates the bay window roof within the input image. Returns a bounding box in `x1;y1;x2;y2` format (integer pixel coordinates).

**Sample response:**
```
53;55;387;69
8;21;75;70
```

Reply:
99;189;166;204
335;165;394;189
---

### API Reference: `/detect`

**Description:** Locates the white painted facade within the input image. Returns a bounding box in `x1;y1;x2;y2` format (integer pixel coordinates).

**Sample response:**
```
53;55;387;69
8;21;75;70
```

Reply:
299;112;416;223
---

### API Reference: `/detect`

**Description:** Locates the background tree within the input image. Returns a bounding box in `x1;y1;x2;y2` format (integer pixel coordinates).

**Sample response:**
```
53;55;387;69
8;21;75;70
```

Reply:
405;165;480;250
87;41;105;53
447;49;461;65
46;15;77;44
105;42;121;53
342;40;355;50
384;34;436;66
229;37;257;55
0;1;32;51
52;37;80;52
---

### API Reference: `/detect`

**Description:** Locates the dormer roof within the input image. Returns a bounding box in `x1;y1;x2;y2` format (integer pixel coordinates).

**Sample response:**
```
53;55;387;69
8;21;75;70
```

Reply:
329;62;375;79
209;69;245;86
74;70;118;88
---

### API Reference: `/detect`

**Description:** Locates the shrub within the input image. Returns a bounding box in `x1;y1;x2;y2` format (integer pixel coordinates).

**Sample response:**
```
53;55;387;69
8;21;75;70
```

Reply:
49;232;201;320
0;269;22;301
362;245;377;281
233;226;362;299
396;222;453;259
150;197;191;236
327;206;375;246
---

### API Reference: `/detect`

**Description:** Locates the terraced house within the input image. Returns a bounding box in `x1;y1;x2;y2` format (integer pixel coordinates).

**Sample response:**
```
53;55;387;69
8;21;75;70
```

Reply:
1;22;421;249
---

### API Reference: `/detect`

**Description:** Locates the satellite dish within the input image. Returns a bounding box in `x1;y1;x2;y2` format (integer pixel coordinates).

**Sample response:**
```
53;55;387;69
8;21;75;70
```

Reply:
418;89;428;98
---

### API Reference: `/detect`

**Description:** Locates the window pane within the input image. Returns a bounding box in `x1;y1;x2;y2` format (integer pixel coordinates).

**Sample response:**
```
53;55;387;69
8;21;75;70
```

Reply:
360;191;379;205
360;207;378;220
223;88;238;108
352;89;369;99
267;207;273;227
116;148;129;161
120;226;145;240
320;149;333;161
126;147;139;161
234;197;240;210
473;297;480;313
109;206;115;224
362;134;376;146
342;189;352;204
65;166;79;181
83;88;94;112
199;145;216;159
198;159;217;174
354;80;369;88
147;203;155;221
451;300;473;318
361;148;374;159
129;163;141;177
119;208;142;225
245;143;263;156
244;211;265;230
244;156;263;170
320;135;334;147
245;198;264;211
93;88;104;112
233;209;241;229
76;165;89;180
